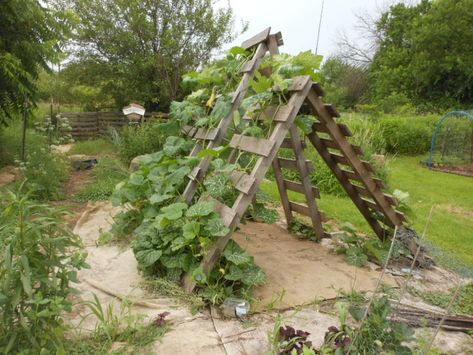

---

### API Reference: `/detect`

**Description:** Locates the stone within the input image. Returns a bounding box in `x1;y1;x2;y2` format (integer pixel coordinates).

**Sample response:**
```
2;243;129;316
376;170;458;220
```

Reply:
129;155;146;171
69;154;98;170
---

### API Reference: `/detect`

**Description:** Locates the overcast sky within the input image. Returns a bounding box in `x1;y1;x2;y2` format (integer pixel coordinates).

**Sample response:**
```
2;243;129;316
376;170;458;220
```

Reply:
224;0;413;59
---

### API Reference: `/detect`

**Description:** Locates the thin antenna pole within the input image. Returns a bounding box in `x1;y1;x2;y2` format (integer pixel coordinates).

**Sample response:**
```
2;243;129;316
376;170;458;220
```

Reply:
315;0;325;54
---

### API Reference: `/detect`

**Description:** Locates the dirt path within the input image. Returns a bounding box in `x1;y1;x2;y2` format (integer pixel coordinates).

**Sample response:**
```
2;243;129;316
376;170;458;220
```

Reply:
69;202;473;354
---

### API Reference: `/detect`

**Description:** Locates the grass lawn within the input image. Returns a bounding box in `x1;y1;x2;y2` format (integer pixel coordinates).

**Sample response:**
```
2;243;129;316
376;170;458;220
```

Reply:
261;155;473;272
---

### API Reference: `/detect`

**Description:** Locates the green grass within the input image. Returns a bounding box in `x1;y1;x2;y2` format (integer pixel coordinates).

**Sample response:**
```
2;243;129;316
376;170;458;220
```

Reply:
68;138;117;156
261;155;473;271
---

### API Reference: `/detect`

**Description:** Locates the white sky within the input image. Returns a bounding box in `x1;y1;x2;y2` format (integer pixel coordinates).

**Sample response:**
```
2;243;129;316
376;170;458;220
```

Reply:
224;0;414;59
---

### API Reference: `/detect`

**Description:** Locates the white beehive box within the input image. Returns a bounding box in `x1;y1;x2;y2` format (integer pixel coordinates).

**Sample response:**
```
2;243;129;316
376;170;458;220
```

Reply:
122;103;145;122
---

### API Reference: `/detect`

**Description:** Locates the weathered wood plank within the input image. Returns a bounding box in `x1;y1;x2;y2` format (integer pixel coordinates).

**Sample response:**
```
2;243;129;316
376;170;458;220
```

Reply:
241;27;271;50
278;157;314;172
312;122;352;137
229;135;275;157
324;104;340;118
312;82;325;97
340;168;387;190
288;76;312;92
280;137;306;149
330;153;374;172
284;179;320;198
229;171;256;195
272;159;294;226
206;197;236;228
193;127;219;141
319;138;363;155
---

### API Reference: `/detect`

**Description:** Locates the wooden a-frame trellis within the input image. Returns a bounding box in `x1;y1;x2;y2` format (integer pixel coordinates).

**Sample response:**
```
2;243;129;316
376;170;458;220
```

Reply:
180;28;406;292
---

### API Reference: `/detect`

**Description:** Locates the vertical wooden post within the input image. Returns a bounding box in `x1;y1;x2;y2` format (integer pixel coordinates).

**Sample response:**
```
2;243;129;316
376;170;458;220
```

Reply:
21;100;28;161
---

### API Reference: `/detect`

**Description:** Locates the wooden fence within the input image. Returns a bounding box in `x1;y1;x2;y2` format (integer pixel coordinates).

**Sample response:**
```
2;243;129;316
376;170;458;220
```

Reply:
61;111;168;139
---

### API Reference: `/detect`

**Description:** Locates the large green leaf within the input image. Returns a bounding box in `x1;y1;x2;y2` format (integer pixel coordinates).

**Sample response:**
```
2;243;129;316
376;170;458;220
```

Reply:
186;201;214;218
136;249;162;267
206;218;229;237
183;221;200;240
161;202;187;220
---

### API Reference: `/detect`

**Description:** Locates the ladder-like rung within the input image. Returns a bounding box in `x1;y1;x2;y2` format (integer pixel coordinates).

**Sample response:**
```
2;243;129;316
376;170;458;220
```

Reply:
288;75;311;92
229;171;256;195
273;105;295;122
193;127;219;141
188;166;202;181
182;125;197;137
284;179;320;198
341;168;387;189
354;185;398;206
206;196;237;228
229;134;275;157
289;201;327;221
241;27;271;50
280;138;306;149
330;153;374;173
313;122;352;137
240;58;257;73
320;138;363;155
278;157;314;172
362;198;406;223
312;82;325;97
324;104;340;118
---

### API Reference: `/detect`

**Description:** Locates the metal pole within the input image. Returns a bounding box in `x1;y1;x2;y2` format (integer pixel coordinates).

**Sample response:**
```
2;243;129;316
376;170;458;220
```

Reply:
315;0;325;54
21;101;28;161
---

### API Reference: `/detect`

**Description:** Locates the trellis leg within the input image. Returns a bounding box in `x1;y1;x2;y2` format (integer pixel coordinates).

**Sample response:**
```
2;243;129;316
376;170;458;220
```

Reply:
271;158;293;226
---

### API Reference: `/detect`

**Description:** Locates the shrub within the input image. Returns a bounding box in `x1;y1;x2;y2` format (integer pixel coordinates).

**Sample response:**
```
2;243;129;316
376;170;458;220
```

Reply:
0;187;88;354
109;120;180;163
379;116;433;155
0;122;47;168
19;146;70;200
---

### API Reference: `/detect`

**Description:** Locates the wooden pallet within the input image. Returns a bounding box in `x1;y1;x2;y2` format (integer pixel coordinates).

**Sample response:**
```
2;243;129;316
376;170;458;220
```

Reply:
182;27;283;204
177;29;406;293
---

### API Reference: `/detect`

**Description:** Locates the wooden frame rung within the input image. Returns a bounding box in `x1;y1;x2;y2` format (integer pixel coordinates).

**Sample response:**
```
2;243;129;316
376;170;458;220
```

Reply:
229;171;256;195
312;122;352;137
330;153;373;172
280;138;306;149
320;137;363;155
273;105;295;122
288;75;311;92
278;157;314;172
241;27;271;50
206;197;236;227
324;104;340;118
193;127;219;141
289;201;327;221
341;168;387;190
312;82;325;97
283;179;320;198
229;134;275;157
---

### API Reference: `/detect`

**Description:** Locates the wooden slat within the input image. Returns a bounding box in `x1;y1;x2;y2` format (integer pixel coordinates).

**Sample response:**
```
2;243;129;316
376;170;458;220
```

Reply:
324;104;340;118
289;202;327;221
330;153;374;172
341;168;387;190
229;171;256;195
280;137;306;149
312;122;352;137
284;179;320;198
272;159;294;226
319;138;363;155
273;105;295;122
206;197;236;228
278;158;314;172
193;127;219;141
229;134;275;157
354;185;397;206
288;76;312;91
241;27;271;50
312;82;325;97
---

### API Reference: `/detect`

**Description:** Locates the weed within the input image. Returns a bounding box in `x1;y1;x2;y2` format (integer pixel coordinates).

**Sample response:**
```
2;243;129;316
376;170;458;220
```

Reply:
0;186;88;354
67;294;169;354
73;156;128;202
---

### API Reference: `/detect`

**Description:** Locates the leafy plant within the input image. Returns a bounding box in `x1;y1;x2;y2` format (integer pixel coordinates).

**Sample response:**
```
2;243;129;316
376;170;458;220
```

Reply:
0;185;88;354
17;145;70;200
67;294;169;354
335;223;410;267
34;114;74;145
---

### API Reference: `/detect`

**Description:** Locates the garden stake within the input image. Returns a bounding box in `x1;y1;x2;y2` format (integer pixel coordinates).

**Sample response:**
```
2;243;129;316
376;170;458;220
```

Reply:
397;205;435;302
424;279;463;354
348;226;399;353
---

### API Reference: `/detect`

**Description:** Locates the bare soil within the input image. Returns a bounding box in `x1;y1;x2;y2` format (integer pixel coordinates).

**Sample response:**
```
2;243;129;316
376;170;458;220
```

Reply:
431;163;473;177
63;168;94;196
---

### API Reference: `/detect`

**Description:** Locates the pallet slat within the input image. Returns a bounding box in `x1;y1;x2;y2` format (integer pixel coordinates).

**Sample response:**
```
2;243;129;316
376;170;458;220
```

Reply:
330;153;374;172
313;122;352;137
229;134;275;157
278;158;314;172
284;179;320;198
241;27;271;50
319;138;363;155
229;171;256;195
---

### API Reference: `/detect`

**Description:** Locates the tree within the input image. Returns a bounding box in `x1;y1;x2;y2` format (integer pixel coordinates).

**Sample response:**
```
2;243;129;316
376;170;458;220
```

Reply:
319;57;369;109
369;0;473;108
0;0;72;125
63;0;236;111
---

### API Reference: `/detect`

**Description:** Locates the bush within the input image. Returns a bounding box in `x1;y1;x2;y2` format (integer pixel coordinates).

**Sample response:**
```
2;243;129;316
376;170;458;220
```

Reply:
0;187;88;354
0;122;47;168
19;146;70;200
109;120;180;163
379;116;434;155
